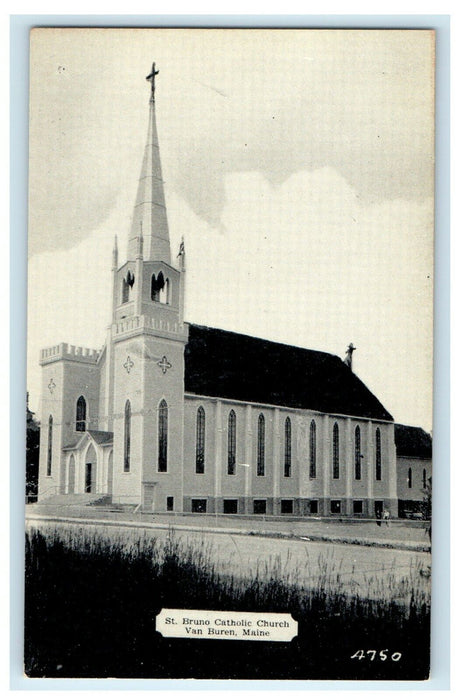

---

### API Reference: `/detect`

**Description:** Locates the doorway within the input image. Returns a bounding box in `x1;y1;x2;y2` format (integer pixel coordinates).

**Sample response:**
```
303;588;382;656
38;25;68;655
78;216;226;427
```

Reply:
85;463;93;493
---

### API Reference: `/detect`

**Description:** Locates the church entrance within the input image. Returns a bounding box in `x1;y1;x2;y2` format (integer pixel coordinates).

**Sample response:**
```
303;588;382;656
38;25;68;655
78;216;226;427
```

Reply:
85;464;93;493
84;444;97;493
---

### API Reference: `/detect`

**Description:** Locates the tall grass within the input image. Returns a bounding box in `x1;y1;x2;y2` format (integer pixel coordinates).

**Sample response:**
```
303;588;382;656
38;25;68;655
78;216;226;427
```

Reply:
24;525;430;680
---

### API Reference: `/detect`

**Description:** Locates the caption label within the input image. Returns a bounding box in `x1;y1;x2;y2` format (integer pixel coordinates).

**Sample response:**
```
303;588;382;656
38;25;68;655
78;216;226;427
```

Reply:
156;608;298;642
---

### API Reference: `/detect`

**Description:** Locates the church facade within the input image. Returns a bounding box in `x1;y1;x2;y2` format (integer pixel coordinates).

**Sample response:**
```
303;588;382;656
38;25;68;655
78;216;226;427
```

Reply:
37;66;400;518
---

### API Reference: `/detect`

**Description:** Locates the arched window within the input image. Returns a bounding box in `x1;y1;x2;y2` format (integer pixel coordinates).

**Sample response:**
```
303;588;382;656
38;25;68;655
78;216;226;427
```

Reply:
332;422;339;479
227;410;236;475
196;406;205;474
158;399;168;472
375;428;382;481
408;467;412;489
122;270;135;303
284;417;291;477
46;415;53;476
159;277;169;304
354;425;361;480
309;420;317;479
124;400;131;473
423;468;427;489
151;271;165;302
257;413;265;476
76;395;86;432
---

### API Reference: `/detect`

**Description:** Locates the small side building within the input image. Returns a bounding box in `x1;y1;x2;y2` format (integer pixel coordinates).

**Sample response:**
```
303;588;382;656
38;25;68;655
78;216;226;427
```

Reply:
395;424;432;518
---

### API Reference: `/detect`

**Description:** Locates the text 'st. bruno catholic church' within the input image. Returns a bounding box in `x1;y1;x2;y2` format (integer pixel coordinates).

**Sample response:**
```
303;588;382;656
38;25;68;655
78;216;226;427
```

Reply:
38;65;400;518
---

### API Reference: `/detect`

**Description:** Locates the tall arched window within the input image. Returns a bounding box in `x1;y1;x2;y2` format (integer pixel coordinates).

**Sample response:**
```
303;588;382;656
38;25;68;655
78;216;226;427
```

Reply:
375;428;382;481
309;420;317;479
158;399;168;472
76;395;87;432
227;410;236;475
46;415;53;476
124;400;131;473
354;425;361;480
159;278;170;304
151;271;165;302
257;413;265;476
284;417;291;477
196;406;205;474
408;467;412;489
332;422;339;479
423;468;427;489
122;270;134;303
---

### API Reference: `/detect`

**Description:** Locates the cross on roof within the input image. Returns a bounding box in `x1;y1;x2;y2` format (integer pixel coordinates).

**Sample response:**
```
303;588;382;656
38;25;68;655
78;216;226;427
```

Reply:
146;62;159;96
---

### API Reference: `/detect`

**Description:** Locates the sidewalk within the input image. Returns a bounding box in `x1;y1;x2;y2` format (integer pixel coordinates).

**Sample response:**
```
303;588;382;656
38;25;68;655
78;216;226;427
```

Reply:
25;504;430;552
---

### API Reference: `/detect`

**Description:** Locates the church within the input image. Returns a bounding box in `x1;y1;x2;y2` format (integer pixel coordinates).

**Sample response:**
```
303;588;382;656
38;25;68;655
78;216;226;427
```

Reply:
37;64;401;519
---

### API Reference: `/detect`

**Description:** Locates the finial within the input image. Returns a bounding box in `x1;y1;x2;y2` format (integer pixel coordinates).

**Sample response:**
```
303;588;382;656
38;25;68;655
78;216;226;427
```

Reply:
146;62;159;99
177;236;185;258
343;343;356;370
112;235;118;269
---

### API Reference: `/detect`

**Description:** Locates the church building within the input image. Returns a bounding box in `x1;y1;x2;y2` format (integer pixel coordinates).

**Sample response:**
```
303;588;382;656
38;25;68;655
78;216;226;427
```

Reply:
37;65;399;519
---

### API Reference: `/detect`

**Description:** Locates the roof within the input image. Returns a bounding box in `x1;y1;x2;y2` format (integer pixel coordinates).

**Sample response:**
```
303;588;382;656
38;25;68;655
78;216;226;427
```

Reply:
394;424;432;458
63;430;113;451
87;430;114;445
184;324;393;421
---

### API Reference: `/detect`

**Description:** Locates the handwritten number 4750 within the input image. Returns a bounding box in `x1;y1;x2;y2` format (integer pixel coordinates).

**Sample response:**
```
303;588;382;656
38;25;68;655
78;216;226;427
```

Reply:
351;650;402;662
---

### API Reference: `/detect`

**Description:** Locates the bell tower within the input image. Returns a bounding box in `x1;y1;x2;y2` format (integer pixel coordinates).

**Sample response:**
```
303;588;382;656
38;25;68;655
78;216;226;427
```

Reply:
110;64;188;511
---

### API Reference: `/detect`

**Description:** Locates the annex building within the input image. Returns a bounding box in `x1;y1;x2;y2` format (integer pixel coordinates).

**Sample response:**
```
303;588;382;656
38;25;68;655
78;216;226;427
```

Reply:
37;66;430;519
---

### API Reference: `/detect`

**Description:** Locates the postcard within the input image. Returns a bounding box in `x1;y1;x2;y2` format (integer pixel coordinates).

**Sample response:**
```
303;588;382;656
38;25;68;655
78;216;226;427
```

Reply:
25;27;434;681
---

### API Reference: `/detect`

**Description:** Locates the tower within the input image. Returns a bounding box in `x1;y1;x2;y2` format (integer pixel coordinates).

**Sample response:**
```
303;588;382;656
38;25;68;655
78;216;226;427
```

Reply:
110;63;188;510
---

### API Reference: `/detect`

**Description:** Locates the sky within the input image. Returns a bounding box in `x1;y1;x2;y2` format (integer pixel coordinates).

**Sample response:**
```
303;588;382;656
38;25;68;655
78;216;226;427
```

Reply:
27;28;434;430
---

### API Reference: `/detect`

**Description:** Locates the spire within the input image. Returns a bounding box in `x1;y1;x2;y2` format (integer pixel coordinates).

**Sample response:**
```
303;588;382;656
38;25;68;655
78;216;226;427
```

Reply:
128;63;170;264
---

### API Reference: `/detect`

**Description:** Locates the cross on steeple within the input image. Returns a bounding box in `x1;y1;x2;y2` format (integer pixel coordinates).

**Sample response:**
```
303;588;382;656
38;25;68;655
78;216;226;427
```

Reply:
146;62;159;97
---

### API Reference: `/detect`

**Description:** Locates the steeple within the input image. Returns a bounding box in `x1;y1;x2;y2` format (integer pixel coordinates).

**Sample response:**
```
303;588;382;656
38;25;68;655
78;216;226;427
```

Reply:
127;63;171;264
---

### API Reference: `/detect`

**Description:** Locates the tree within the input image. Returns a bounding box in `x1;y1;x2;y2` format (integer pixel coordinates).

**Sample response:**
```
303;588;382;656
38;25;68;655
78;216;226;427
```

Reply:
26;393;40;500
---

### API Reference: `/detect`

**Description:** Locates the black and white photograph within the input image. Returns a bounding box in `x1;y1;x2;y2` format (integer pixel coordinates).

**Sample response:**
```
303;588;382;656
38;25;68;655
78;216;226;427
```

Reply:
25;27;434;681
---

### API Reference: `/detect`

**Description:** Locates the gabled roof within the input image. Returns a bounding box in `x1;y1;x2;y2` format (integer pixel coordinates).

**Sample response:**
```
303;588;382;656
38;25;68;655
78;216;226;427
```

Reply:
63;430;113;451
184;324;393;421
394;424;432;458
87;430;114;446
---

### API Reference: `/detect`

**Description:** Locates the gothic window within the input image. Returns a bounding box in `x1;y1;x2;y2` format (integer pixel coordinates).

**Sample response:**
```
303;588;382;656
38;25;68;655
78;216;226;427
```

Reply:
227;410;236;475
124;400;131;473
46;415;53;476
158;399;168;472
284;417;292;477
159;277;170;304
196;406;205;474
375;428;382;481
332;422;339;479
309;420;317;479
122;270;135;303
76;395;86;432
354;425;361;480
151;271;165;302
257;413;265;476
408;467;412;489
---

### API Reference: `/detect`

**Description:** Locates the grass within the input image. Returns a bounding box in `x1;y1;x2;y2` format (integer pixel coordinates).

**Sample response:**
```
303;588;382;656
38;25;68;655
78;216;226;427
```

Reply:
24;524;430;680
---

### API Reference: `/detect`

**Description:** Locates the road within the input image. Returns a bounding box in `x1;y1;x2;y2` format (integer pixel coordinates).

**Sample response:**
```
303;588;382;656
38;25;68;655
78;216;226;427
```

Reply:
26;515;430;602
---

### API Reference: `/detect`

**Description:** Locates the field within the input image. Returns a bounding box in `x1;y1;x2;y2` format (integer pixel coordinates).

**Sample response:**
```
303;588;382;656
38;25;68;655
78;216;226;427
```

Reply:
24;523;430;680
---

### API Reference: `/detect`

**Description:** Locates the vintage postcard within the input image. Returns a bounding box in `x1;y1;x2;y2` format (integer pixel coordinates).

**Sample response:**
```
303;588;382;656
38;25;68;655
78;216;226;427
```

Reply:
25;28;434;681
